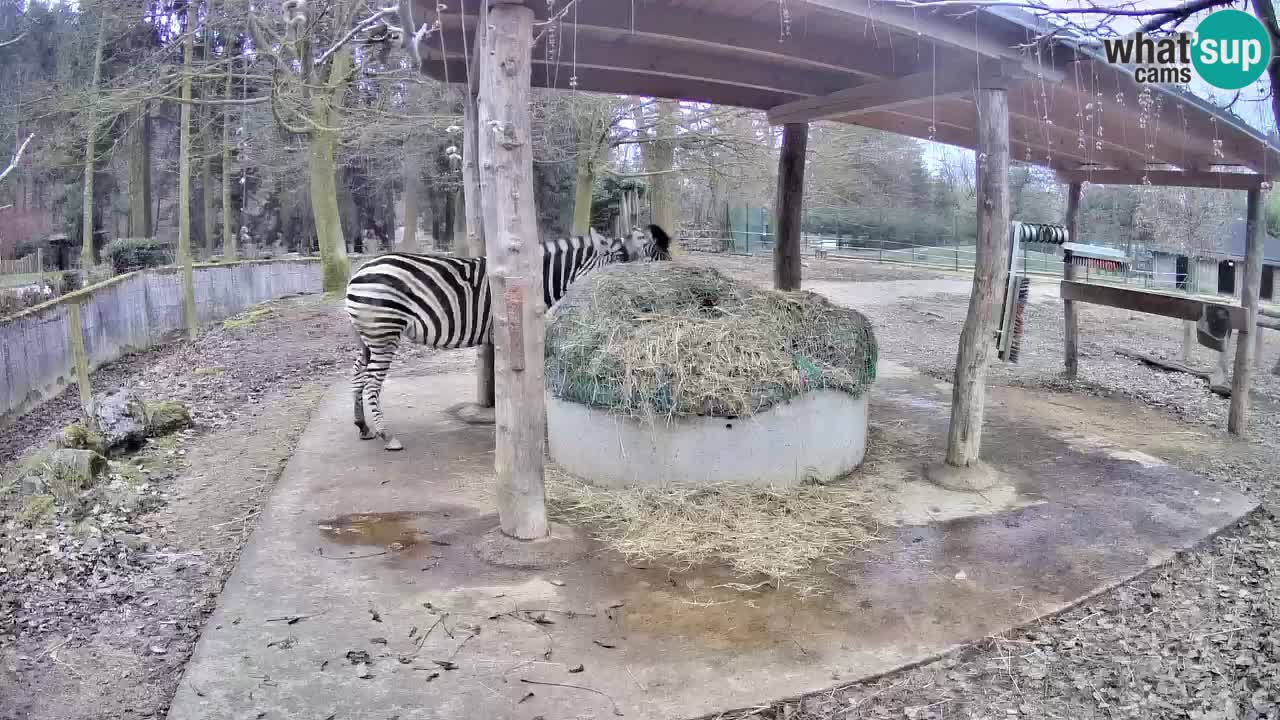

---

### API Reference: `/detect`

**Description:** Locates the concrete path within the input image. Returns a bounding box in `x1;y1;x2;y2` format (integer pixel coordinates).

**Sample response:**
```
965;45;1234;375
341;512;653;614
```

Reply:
168;370;1256;720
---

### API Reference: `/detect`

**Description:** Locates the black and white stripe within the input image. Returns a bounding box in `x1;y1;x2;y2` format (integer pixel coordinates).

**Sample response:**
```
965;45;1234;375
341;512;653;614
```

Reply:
345;225;673;450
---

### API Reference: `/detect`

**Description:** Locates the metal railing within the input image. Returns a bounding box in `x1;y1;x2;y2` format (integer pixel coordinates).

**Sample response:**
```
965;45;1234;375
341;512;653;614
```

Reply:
680;229;1218;291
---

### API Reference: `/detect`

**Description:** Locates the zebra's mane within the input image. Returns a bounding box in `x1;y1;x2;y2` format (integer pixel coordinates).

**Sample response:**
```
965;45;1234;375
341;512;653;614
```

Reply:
541;234;609;256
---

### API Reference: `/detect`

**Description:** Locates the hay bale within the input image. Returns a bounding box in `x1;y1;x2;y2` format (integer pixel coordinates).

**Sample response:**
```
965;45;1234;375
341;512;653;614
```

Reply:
545;261;877;420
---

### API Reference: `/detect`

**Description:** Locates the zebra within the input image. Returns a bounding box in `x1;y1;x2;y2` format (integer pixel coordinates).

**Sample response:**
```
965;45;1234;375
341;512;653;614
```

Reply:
345;224;674;450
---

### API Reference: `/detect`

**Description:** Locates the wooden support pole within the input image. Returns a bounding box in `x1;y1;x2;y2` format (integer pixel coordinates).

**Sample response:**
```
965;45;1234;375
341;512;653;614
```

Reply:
462;53;495;409
773;122;807;291
1229;187;1265;435
945;87;1009;468
66;303;94;417
1062;182;1082;378
477;0;547;540
1256;318;1266;368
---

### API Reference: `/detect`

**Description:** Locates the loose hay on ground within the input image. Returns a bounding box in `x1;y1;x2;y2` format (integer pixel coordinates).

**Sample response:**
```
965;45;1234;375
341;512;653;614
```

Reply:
545;465;880;595
546;261;878;421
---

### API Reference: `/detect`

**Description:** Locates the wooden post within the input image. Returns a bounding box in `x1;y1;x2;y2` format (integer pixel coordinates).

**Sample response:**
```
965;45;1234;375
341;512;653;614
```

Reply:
1256;318;1265;368
945;87;1010;468
1229;187;1265;435
66;303;94;417
1063;182;1082;377
773;122;807;291
462;56;495;409
477;0;547;540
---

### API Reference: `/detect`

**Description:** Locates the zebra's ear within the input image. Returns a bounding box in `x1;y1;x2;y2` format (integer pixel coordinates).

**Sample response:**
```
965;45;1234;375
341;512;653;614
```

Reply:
588;228;609;254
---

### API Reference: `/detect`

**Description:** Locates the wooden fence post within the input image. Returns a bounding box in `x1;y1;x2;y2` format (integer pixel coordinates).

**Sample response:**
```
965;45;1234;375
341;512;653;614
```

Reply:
1063;182;1081;377
66;303;94;417
1229;187;1264;435
478;0;547;540
943;86;1010;470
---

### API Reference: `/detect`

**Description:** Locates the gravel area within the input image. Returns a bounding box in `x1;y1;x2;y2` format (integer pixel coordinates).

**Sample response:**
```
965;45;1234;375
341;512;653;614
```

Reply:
695;253;1280;720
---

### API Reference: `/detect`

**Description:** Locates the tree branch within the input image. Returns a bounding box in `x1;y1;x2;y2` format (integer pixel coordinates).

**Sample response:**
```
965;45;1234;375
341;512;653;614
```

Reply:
316;6;399;67
0;30;27;49
0;133;34;184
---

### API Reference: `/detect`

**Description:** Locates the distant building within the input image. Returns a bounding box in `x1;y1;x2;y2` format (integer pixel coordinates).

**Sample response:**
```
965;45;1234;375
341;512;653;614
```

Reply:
1150;219;1279;301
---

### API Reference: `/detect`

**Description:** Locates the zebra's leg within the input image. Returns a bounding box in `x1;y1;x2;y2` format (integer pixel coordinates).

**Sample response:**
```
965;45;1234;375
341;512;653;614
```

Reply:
363;342;404;451
353;341;375;440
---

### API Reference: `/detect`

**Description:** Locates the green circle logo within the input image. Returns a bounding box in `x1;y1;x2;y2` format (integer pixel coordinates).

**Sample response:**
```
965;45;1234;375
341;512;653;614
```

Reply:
1192;9;1271;90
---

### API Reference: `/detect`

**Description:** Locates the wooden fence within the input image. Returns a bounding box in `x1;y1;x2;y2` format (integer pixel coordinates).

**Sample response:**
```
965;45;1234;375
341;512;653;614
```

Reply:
0;251;40;276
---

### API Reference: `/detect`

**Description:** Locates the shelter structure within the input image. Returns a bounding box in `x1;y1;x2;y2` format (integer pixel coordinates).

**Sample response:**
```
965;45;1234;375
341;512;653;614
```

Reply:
396;0;1280;538
1148;219;1280;300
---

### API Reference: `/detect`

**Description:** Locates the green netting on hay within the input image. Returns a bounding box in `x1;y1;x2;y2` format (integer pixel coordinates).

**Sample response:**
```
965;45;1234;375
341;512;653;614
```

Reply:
545;261;878;420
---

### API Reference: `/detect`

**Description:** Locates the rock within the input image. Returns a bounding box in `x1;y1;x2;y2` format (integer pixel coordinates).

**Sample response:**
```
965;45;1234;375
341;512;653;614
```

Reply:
145;401;192;436
112;533;151;551
46;449;109;493
18;473;48;496
92;389;148;451
56;423;107;455
16;495;55;526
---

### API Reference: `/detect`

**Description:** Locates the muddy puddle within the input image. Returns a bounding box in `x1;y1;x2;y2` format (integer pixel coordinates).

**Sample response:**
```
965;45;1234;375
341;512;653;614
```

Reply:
317;511;436;550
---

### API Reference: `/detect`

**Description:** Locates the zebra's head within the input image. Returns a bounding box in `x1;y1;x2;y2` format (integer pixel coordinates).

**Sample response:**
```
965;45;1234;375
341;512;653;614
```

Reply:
612;225;674;263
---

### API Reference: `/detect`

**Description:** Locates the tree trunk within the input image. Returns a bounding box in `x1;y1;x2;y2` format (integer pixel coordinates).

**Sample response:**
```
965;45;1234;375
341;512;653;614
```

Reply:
945;87;1010;468
462;80;494;407
202;156;216;258
222;62;236;261
478;1;547;540
310;128;349;288
1229;188;1265;435
571;142;596;236
452;190;466;255
177;0;198;340
309;47;352;291
647;100;679;233
431;195;442;249
773;122;807;291
443;191;455;250
81;16;107;269
401;158;420;251
1063;182;1082;377
128;107;152;238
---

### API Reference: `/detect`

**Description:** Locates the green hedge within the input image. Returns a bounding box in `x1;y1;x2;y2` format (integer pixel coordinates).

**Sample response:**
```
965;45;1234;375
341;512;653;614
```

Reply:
103;238;169;274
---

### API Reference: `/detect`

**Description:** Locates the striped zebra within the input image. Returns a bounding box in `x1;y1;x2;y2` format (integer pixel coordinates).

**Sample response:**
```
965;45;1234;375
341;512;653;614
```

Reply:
345;224;674;450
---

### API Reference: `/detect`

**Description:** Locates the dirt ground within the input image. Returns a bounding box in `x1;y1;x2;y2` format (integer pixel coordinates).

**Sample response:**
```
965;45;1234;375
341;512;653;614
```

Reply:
0;294;471;720
704;253;1280;720
3;254;1278;720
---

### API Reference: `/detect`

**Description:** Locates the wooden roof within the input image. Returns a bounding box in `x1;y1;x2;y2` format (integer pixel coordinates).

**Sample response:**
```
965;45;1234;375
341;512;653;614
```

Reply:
401;0;1280;182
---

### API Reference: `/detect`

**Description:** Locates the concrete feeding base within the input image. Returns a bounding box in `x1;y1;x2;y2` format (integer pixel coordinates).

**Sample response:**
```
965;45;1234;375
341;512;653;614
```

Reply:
546;389;869;488
168;368;1257;720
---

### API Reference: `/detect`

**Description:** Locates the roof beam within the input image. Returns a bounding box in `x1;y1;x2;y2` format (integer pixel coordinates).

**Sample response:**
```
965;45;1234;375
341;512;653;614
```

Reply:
1056;169;1268;189
430;2;920;82
854;108;1090;171
422;58;805;110
903;96;1151;170
767;65;1013;125
803;0;1066;83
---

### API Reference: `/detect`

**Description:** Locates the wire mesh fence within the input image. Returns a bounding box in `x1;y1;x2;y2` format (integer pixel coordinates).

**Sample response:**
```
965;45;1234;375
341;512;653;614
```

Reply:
679;227;1206;292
